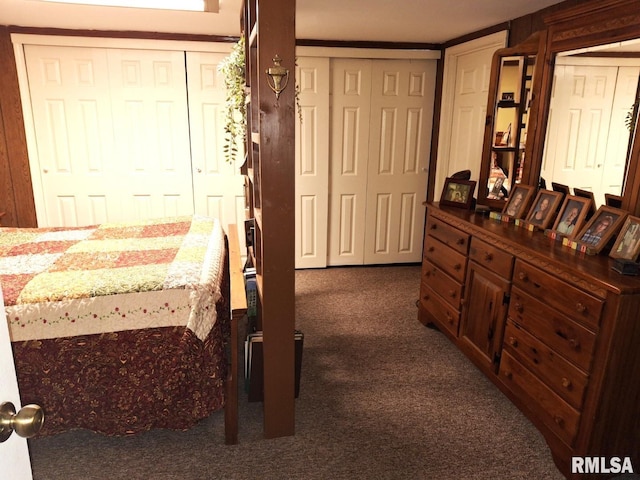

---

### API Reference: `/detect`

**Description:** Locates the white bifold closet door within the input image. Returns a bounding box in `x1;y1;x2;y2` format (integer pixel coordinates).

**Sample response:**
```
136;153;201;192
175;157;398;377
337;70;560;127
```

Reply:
328;58;435;265
22;44;244;229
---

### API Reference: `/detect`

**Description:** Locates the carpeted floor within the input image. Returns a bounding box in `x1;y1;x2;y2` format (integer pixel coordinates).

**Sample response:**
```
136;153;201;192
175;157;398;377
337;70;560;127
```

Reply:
27;265;565;479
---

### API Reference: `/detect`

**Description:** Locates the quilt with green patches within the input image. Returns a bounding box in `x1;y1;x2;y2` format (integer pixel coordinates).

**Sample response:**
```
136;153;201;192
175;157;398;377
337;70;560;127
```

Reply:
1;215;225;342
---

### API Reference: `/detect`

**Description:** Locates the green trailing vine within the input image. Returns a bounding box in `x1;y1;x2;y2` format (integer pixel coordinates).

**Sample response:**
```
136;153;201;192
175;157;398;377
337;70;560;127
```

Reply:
219;36;303;163
625;101;639;131
219;36;247;164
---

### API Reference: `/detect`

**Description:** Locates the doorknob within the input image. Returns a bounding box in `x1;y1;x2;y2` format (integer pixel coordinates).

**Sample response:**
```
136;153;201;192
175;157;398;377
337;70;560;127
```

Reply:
0;402;44;442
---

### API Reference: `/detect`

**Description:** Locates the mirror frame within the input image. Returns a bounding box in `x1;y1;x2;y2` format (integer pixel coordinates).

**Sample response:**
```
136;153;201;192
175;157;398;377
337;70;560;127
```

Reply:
478;31;547;210
529;0;640;217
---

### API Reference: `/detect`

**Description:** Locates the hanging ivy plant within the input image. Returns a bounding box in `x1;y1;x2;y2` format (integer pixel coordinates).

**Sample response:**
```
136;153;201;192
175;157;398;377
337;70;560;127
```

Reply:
625;101;639;131
219;36;247;164
219;36;303;163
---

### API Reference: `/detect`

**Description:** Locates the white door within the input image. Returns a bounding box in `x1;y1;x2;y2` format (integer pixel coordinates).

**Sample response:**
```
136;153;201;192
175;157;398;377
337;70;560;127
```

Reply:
186;51;246;234
24;45;120;226
0;285;34;480
600;66;639;198
363;60;434;264
295;56;330;269
543;63;636;206
329;59;373;265
107;48;194;221
328;58;434;266
23;45;208;227
436;32;507;200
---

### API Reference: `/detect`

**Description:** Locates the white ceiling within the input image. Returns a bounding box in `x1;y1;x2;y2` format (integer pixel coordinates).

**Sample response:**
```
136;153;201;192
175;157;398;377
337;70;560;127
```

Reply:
1;0;566;43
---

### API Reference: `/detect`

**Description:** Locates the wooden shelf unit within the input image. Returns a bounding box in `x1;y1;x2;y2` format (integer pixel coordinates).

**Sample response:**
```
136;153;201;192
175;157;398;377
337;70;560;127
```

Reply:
242;0;297;438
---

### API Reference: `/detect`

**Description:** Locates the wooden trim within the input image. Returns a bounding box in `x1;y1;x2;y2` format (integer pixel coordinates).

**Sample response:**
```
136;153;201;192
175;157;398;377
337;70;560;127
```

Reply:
296;38;439;51
0;27;36;228
7;25;239;44
224;224;247;445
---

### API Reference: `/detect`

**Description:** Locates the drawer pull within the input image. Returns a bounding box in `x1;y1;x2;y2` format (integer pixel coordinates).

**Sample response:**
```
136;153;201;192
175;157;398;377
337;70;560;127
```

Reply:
554;416;565;428
430;223;437;230
561;377;572;389
456;238;465;246
428;246;435;253
484;252;493;262
508;336;518;347
518;272;528;282
575;302;587;314
423;294;430;301
446;312;454;325
449;290;456;299
453;263;462;271
568;338;580;350
424;268;436;278
514;302;523;313
503;370;513;380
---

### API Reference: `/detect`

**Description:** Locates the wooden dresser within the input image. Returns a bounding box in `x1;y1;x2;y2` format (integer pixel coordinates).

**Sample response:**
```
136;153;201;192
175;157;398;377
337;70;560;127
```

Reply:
419;203;640;479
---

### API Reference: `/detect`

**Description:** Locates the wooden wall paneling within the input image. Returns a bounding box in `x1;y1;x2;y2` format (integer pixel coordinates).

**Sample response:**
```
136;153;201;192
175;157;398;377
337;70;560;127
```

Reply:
0;27;36;227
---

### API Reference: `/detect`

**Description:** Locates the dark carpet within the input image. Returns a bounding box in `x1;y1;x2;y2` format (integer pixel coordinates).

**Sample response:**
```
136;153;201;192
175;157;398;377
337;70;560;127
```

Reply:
28;265;564;479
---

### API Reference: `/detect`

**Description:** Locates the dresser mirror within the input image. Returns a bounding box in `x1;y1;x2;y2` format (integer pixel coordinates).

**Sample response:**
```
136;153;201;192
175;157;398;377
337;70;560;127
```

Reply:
529;0;640;217
539;40;640;209
477;32;544;210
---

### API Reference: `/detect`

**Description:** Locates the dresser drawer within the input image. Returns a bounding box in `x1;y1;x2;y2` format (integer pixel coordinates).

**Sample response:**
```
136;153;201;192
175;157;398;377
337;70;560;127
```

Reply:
422;260;463;310
508;287;595;371
424;236;467;283
499;351;580;447
420;285;460;338
469;237;514;279
426;216;470;255
513;260;603;329
504;320;588;410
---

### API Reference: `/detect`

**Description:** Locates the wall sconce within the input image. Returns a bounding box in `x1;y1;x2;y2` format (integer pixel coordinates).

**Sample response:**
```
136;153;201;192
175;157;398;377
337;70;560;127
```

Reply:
265;55;289;100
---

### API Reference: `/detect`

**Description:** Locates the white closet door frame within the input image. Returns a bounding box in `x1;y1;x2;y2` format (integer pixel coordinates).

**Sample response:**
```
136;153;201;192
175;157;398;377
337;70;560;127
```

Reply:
435;31;507;201
11;34;232;227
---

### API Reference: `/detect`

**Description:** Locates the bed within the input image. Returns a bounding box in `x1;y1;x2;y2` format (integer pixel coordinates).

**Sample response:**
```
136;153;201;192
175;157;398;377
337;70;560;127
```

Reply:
0;215;240;441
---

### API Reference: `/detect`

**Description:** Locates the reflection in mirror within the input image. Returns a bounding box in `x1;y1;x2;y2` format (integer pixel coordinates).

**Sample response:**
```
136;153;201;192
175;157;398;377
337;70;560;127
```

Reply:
487;54;536;202
541;39;640;208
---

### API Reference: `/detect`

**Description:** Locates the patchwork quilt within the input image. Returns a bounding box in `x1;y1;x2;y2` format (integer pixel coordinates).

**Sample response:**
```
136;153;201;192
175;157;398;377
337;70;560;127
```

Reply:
1;215;225;342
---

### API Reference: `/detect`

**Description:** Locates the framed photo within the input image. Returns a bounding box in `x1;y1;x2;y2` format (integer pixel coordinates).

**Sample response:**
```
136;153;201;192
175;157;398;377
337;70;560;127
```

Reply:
525;189;564;229
502;184;535;219
440;177;476;209
575;206;627;254
551;195;592;239
609;215;640;261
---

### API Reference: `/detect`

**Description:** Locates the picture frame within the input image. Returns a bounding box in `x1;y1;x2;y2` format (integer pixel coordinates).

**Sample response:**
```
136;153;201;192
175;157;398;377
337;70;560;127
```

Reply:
573;187;596;219
604;193;623;209
551;195;592;240
440;177;476;209
575;205;627;254
525;189;564;229
609;215;640;261
501;184;535;219
551;182;571;197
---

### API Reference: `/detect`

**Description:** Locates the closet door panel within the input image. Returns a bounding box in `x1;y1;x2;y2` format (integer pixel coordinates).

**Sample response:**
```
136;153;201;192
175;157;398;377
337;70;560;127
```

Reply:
295;56;330;268
364;60;434;264
23;45;119;226
187;51;245;235
328;59;372;265
107;48;194;221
